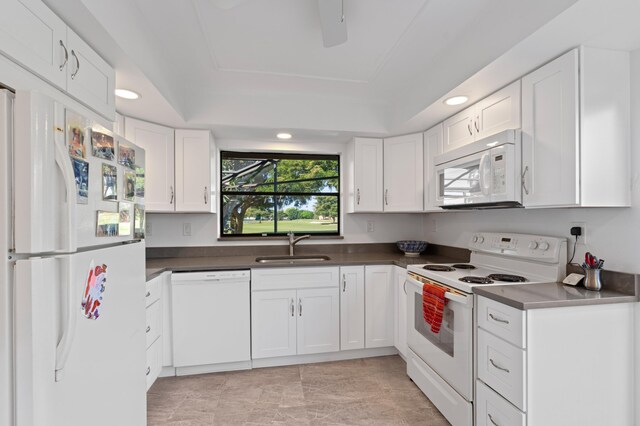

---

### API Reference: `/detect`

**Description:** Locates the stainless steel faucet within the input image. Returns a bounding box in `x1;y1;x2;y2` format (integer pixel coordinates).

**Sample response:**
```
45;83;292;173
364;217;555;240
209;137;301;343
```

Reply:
288;231;310;256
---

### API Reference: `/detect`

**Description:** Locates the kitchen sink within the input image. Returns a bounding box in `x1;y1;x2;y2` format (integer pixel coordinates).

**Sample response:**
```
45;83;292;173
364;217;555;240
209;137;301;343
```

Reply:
255;255;331;264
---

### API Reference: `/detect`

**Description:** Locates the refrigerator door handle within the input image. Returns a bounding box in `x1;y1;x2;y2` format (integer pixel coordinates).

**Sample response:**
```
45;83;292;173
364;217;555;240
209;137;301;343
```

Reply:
55;256;77;381
53;129;77;253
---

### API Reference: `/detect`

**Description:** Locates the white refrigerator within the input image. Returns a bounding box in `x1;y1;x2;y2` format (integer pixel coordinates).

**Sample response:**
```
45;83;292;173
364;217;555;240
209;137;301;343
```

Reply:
0;89;148;426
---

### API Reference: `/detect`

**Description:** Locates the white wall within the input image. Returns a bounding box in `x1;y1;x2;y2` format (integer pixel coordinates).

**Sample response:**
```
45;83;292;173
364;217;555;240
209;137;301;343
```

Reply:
423;47;640;275
145;138;424;247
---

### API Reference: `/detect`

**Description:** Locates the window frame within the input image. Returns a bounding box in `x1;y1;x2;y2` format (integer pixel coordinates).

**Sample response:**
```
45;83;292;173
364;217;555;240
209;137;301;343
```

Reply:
219;151;341;238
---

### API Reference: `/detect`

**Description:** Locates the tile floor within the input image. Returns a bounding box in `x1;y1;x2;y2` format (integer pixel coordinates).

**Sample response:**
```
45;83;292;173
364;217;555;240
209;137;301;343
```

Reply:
147;355;449;425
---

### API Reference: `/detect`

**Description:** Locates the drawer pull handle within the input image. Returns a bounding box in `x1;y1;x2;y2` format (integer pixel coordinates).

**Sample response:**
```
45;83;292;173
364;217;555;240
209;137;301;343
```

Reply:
145;291;151;297
342;274;346;292
489;313;509;324
488;413;500;426
489;358;510;373
146;367;151;376
299;298;302;316
290;298;294;317
146;326;151;333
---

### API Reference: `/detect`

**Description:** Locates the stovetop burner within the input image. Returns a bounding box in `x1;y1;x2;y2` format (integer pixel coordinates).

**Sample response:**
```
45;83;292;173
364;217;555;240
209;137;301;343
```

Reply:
452;264;476;270
459;276;494;284
487;274;527;283
423;265;456;272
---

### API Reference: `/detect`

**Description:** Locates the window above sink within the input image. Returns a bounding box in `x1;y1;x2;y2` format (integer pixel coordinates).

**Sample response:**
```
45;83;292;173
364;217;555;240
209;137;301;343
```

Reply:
220;151;340;238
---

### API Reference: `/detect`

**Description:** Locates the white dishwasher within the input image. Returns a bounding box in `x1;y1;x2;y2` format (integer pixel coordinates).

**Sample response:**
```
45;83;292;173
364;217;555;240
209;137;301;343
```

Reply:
171;270;251;368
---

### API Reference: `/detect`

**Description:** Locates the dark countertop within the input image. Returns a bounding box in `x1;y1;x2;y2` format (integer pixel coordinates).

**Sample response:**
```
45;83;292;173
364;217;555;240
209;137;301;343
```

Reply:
146;252;463;281
473;282;639;310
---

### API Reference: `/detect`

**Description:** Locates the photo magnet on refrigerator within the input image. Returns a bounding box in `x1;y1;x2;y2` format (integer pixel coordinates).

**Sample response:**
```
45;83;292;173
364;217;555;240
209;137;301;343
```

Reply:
82;261;108;320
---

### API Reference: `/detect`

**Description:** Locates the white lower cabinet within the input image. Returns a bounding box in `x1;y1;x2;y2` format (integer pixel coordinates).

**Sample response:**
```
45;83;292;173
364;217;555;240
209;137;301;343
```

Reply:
145;338;162;391
252;289;297;359
365;265;395;348
339;266;365;350
475;380;525;426
297;288;340;354
475;296;636;425
144;273;165;390
251;267;339;360
393;266;408;357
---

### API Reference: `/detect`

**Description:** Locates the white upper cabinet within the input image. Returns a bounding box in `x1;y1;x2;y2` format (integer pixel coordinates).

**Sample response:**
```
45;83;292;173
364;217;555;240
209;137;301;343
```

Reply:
125;117;175;212
442;81;521;153
348;137;384;212
0;0;115;120
65;29;115;121
475;81;521;140
0;0;67;89
423;124;443;211
383;133;424;212
174;129;216;213
521;47;630;208
443;106;476;152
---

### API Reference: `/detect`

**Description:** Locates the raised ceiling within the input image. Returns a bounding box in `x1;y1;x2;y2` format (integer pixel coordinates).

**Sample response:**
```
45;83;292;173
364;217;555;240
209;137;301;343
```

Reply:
45;0;640;141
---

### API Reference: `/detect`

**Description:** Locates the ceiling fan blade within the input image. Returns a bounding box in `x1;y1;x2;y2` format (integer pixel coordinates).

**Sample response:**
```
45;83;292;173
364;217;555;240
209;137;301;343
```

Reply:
317;0;347;48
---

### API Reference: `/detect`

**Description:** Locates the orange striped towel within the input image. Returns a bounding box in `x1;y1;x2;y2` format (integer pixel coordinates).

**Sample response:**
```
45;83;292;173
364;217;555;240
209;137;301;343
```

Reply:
423;283;448;334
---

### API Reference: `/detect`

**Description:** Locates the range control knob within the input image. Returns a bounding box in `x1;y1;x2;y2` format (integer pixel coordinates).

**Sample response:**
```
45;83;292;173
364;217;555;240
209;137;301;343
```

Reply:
472;236;478;243
539;242;550;251
477;236;485;243
528;241;538;250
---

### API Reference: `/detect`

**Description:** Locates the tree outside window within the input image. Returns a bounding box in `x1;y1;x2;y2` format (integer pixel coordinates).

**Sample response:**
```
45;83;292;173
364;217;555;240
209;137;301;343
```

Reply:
221;152;340;236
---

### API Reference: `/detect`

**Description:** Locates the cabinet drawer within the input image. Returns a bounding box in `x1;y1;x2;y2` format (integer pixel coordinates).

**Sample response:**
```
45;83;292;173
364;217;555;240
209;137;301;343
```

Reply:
477;296;526;348
146;337;162;391
477;329;526;411
145;276;161;307
476;380;525;426
251;267;339;291
146;300;161;349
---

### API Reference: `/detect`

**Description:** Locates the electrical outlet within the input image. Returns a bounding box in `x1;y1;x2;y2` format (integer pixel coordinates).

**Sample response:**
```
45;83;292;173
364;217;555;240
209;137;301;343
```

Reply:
183;223;192;236
570;222;587;244
146;223;152;237
366;220;375;233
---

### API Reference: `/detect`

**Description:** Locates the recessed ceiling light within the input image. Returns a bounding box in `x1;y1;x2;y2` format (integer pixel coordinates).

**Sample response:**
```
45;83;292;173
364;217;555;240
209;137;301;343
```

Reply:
277;132;292;140
444;95;468;106
115;89;141;100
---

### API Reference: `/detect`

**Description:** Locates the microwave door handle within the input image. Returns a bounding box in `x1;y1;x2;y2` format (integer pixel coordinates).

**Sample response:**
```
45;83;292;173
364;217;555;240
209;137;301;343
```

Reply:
479;153;491;197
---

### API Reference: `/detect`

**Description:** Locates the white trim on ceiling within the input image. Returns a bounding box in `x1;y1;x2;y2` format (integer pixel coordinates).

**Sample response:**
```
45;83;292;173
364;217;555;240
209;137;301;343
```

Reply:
189;0;430;84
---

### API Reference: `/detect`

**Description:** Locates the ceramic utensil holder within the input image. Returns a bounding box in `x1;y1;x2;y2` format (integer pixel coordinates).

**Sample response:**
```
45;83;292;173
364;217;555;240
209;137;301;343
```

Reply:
584;268;602;291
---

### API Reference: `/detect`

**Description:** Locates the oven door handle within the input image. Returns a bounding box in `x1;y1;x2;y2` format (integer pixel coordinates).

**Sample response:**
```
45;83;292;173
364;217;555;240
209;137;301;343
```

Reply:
406;276;472;307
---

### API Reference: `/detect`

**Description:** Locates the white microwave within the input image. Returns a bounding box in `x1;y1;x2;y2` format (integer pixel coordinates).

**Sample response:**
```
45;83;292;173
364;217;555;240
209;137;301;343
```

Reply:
434;130;522;209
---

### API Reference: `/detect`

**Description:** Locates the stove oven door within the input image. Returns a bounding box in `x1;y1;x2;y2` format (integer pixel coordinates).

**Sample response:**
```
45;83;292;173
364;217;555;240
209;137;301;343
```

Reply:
406;275;473;401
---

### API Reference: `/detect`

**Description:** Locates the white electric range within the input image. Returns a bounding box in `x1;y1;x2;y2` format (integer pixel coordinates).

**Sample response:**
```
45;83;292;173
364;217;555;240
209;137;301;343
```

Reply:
404;232;567;426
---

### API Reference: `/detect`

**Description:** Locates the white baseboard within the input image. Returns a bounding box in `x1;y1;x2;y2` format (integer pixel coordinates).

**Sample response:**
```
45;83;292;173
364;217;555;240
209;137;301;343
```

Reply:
251;347;398;369
175;360;252;377
160;348;399;377
158;366;176;378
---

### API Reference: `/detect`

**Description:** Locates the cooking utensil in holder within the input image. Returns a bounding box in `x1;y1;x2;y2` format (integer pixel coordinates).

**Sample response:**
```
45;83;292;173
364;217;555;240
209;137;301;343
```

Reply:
584;268;602;291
